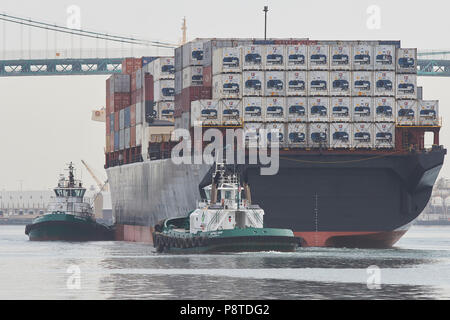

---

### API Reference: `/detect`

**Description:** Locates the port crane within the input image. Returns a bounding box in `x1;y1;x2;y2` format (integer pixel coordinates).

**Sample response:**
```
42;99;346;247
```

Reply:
81;160;109;192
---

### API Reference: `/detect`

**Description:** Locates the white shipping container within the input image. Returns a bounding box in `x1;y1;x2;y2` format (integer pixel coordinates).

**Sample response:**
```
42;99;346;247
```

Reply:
243;97;264;122
182;66;204;88
264;45;286;70
149;57;175;80
286;45;308;70
352;71;373;96
265;71;285;96
125;127;131;149
396;74;417;99
119;109;125;130
157;101;174;121
352;45;374;70
418;100;439;126
154;79;175;102
330;123;352;148
286;71;307;96
244;122;264;147
265;97;285;122
330;45;352;70
330;97;351;122
308;123;329;148
308;97;329;122
374;71;395;96
175;70;182;94
136;102;143;124
136;124;143;147
212;47;242;75
182;40;204;67
352;123;374;148
397;100;417;125
221;99;242;126
287;97;308;122
352;97;373;122
243;71;264;96
330;71;351;96
309;45;329;70
191;100;220;126
374;97;395;122
287;123;308;147
212;74;241;99
309;71;329;96
396;48;417;74
119;129;125;150
264;122;286;145
242;45;264;70
374;45;395;71
374;123;395;149
136;68;143;89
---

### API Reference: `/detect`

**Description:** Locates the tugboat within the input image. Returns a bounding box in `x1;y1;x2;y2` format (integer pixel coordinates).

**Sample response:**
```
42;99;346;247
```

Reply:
152;162;298;253
25;163;113;241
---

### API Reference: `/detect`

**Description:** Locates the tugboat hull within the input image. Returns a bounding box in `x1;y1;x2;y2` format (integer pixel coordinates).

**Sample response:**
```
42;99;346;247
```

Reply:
25;214;113;241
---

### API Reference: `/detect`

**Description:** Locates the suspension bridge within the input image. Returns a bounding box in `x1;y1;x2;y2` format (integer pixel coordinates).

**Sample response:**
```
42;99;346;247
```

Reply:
0;12;450;77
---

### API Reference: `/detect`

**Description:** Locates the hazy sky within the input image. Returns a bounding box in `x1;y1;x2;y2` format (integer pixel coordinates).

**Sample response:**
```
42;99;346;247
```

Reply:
1;0;450;190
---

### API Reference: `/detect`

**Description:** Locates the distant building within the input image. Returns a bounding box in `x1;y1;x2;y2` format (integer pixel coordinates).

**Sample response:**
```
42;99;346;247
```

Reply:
0;190;54;216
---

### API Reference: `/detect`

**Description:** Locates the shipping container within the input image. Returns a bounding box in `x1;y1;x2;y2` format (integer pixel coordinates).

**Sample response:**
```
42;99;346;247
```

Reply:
330;97;351;122
308;71;329;96
154;79;175;102
212;73;241;99
157;101;175;121
352;45;374;70
286;45;308;70
330;45;352;70
221;99;242;126
119;109;125;130
203;39;235;67
124;106;131;128
374;71;395;96
308;123;329;148
175;70;183;94
330;123;352;148
396;74;417;99
148;57;175;80
352;97;373;122
396;48;417;74
122;58;142;75
212;47;242;74
244;122;264;147
309;45;329;70
114;131;119;151
352;71;373;96
142;56;157;68
264;122;286;145
265;97;285;122
243;71;264;96
175;86;212;117
287;97;308;122
418;100;439;126
119;129;125;150
352;123;374;148
397;100;417;125
374;45;395;71
374;123;395;148
105;134;110;153
136;102;143;124
125;127;131;149
242;45;264;70
144;74;154;101
243;97;264;122
136;124;143;147
130;104;136;126
130;126;136;148
110;132;114;152
109;74;131;93
106;114;111;133
264;45;286;70
111;93;131;112
191;100;220;126
175;46;183;72
308;97;329;122
182;66;204;88
286;71;307;96
330;71;351;96
202;65;212;87
374;97;395;122
265;71;285;96
114;112;119;131
287;123;307;147
182;40;205;67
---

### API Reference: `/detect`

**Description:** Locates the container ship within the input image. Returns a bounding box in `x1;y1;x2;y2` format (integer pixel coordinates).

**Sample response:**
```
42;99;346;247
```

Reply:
104;38;445;247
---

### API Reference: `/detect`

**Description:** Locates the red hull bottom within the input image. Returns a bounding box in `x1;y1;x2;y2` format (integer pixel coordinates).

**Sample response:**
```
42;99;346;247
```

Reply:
115;224;409;248
294;230;408;248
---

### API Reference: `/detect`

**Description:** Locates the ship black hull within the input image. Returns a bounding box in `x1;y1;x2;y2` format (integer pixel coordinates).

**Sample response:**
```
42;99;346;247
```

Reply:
107;148;446;248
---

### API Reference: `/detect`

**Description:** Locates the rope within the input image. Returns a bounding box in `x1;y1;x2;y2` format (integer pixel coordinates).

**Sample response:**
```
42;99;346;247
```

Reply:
279;150;404;164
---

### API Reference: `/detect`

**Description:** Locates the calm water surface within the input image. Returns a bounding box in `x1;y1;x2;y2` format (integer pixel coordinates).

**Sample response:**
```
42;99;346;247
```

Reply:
0;225;449;299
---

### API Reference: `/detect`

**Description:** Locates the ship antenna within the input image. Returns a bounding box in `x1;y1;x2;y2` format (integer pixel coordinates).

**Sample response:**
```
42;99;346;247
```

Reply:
68;162;75;187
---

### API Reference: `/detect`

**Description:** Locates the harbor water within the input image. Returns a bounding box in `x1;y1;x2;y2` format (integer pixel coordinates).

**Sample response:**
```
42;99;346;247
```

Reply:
1;225;449;300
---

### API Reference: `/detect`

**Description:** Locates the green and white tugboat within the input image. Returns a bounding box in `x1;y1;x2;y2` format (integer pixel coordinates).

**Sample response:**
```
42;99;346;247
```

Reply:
152;162;299;253
25;163;113;241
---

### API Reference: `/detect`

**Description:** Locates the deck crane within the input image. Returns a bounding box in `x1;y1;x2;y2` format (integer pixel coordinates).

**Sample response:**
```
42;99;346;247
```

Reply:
81;160;109;192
